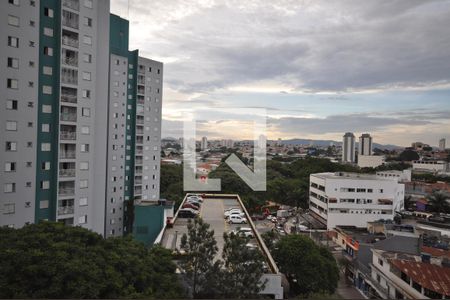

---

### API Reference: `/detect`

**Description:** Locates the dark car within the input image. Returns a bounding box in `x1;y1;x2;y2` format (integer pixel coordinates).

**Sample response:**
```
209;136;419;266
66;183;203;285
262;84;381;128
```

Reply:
178;208;199;218
182;203;200;210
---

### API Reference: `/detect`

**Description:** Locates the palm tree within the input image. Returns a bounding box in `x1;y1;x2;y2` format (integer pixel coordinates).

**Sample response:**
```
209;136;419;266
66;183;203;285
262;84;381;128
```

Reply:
427;191;450;214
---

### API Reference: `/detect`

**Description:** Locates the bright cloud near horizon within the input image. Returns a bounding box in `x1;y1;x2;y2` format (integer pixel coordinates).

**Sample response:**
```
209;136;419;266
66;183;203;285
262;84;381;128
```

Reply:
111;0;450;147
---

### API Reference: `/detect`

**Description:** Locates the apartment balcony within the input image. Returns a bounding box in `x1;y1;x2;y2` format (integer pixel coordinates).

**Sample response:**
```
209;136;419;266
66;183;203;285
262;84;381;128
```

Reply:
62;30;79;48
61;72;78;85
134;176;142;185
59;169;75;177
58;205;75;215
62;10;79;29
136;118;144;125
136;127;144;135
137;86;145;95
135;148;143;155
62;0;79;11
62;56;78;67
58;187;75;196
138;65;145;74
135;167;143;175
136;136;143;144
138;76;145;85
60;129;76;140
60;151;76;159
60;112;77;122
137;96;145;105
134;187;143;195
135;158;143;165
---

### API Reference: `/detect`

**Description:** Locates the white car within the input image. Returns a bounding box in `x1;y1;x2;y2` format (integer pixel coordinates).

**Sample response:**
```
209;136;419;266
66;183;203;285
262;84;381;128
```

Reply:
187;195;203;203
228;215;247;224
237;227;254;238
226;211;245;219
224;209;243;218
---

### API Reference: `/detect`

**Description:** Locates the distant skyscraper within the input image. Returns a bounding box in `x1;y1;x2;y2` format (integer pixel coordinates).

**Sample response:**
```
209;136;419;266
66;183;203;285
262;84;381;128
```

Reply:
342;132;356;163
439;138;446;151
359;133;373;156
201;136;208;150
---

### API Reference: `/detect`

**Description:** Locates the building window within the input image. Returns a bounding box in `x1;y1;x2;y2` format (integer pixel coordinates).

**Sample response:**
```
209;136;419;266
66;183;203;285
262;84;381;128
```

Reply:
42;124;50;132
80;144;89;152
42;85;52;94
82;107;90;117
82;72;91;81
84;0;93;8
7;57;19;69
5;162;16;172
9;0;20;6
8;15;20;27
44;7;54;18
43;46;53;56
42;104;52;113
80;180;88;189
378;258;383;266
43;66;53;75
79;197;88;206
83;53;92;63
79;215;87;224
6;142;17;151
43;27;54;37
81;126;90;134
4;183;16;193
41;143;51;151
79;162;89;170
83;35;92;45
8;36;19;48
40;181;50;190
83;17;92;27
3;203;15;214
42;161;51;170
7;79;18;89
82;89;90;98
40;200;49;209
6;121;17;131
6;100;18;110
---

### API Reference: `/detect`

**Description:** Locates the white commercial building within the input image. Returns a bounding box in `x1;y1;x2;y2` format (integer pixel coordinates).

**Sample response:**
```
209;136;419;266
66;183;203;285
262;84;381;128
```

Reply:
412;160;450;174
309;172;405;229
201;136;208;150
439;138;446;151
342;132;356;163
358;155;385;168
0;2;162;237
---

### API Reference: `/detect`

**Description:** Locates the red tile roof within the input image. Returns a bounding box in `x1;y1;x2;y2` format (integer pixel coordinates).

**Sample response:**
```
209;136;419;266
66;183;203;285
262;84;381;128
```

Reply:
421;246;450;258
390;259;450;296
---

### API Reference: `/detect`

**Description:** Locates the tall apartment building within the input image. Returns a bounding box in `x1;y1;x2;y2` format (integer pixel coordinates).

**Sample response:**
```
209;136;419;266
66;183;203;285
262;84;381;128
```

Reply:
342;132;356;163
359;133;372;156
439;138;446;151
309;172;405;229
1;1;163;237
201;136;208;151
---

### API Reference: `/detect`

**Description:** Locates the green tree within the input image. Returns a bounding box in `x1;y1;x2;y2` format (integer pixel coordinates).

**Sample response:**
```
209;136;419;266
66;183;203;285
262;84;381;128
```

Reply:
180;218;219;298
219;233;266;298
427;191;450;214
0;222;183;299
273;235;339;297
399;149;420;161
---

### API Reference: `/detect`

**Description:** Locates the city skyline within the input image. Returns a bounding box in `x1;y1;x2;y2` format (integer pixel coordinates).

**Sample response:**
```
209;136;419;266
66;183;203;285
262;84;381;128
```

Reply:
111;0;450;146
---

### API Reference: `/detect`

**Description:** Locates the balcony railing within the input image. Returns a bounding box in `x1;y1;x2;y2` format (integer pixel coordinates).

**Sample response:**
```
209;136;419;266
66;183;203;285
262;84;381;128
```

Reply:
135;159;143;165
136;119;144;125
61;74;78;85
60;131;76;140
58;206;74;215
62;56;78;67
59;169;75;177
135;149;143;155
61;94;77;104
60;113;77;122
135;168;143;175
135;179;142;185
62;17;79;29
62;36;79;48
60;151;76;159
58;187;75;196
62;0;79;11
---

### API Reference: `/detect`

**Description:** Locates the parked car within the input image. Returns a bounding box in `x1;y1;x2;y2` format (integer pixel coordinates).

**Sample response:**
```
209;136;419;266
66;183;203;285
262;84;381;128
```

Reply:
224;208;243;218
228;215;247;224
178;208;199;218
232;227;254;238
251;214;265;221
186;198;201;205
185;199;201;207
226;211;245;219
246;243;258;250
182;203;199;210
187;195;203;203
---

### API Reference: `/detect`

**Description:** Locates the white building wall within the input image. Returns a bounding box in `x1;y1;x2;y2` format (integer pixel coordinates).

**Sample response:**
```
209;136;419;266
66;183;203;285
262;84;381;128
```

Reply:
309;173;405;229
0;0;39;227
358;155;384;168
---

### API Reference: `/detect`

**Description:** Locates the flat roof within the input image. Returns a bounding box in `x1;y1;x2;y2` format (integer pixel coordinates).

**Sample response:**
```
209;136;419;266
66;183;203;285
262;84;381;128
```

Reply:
160;193;279;275
312;172;397;181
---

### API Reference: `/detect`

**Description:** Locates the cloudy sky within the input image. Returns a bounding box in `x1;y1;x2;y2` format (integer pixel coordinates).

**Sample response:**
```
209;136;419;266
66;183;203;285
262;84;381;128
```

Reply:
111;0;450;146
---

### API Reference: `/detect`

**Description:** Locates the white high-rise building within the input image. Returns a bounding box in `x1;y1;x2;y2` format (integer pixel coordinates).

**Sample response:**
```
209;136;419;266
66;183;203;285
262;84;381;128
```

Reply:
342;132;356;163
0;2;163;237
439;138;446;151
309;172;405;229
201;136;208;150
359;133;373;156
